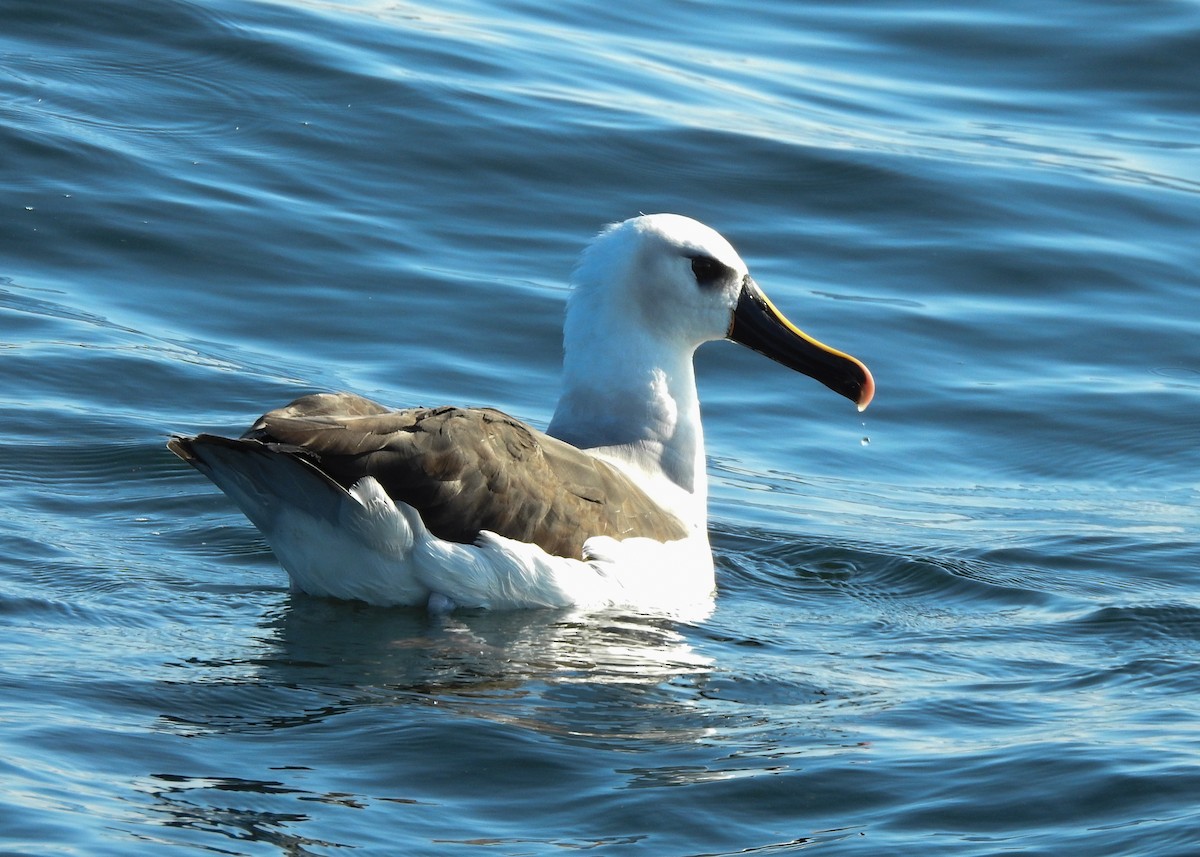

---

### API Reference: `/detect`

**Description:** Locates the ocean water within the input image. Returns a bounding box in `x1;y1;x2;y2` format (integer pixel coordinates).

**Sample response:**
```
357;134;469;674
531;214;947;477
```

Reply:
1;0;1198;853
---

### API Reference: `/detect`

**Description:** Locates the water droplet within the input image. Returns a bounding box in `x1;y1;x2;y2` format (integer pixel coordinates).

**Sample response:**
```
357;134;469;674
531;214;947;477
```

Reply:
861;436;870;446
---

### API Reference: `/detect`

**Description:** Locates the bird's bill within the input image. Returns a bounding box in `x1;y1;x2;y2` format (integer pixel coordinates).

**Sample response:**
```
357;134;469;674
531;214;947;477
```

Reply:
728;277;875;411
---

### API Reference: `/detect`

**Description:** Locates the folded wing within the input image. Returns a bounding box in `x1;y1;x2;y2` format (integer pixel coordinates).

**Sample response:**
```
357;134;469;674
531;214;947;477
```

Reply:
180;392;687;560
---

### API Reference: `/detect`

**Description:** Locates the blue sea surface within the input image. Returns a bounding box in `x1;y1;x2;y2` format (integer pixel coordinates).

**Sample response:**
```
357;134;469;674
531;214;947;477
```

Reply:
2;0;1199;854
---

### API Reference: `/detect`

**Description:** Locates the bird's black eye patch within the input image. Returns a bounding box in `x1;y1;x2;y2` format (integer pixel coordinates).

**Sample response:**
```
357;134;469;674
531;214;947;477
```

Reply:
690;255;729;288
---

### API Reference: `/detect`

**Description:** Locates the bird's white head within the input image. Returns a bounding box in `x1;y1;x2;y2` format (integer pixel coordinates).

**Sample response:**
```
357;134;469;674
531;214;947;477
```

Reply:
569;213;749;352
563;213;874;412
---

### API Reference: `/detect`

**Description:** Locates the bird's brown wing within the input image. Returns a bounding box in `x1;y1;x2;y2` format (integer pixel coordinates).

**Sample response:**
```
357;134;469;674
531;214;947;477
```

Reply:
237;392;687;559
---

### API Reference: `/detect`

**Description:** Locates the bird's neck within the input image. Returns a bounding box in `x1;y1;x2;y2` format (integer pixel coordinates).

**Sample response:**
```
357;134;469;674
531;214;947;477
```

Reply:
548;329;707;525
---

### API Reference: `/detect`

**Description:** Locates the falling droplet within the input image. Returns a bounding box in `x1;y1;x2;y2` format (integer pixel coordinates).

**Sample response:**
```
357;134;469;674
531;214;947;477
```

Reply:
861;437;870;446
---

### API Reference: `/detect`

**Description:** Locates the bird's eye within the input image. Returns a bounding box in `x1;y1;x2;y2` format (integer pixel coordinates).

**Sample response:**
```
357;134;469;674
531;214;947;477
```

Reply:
690;255;727;287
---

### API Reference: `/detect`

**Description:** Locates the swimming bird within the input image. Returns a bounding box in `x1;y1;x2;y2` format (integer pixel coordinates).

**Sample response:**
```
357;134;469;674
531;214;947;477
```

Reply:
169;214;873;612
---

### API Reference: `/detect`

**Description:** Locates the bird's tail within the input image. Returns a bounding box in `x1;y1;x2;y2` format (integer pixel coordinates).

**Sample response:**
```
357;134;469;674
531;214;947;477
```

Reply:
168;435;430;605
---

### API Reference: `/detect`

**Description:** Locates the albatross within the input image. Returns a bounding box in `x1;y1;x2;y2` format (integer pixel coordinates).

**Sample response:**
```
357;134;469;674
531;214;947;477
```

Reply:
169;214;874;612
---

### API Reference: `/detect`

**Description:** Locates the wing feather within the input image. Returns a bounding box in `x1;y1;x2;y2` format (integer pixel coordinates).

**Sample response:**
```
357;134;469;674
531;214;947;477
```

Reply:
237;392;686;558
